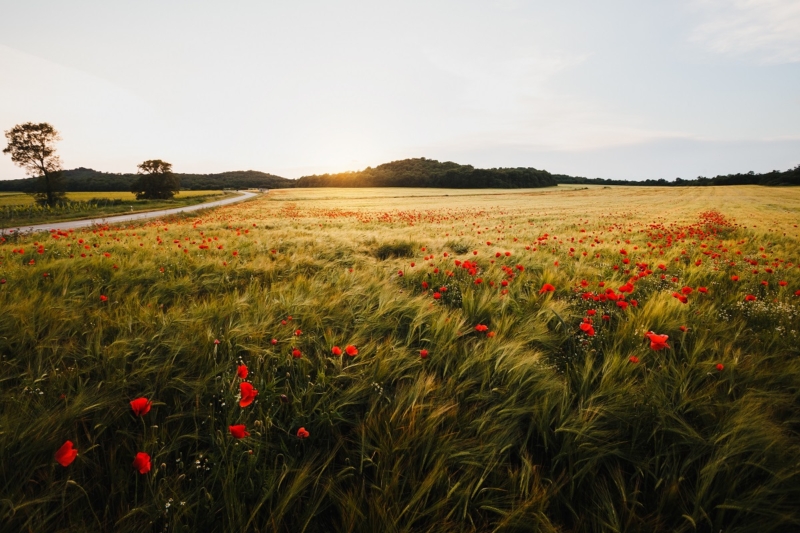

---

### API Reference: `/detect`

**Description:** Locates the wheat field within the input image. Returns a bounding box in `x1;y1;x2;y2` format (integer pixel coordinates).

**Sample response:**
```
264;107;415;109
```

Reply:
1;185;799;532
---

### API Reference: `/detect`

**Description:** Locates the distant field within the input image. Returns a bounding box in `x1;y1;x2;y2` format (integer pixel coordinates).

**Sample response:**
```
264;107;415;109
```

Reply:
0;190;223;206
1;186;799;532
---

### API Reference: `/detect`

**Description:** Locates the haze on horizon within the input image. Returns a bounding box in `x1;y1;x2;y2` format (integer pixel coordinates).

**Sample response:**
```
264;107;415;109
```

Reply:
1;0;798;182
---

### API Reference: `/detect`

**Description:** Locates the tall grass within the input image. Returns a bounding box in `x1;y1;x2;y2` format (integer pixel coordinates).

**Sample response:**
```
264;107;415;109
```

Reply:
1;186;799;532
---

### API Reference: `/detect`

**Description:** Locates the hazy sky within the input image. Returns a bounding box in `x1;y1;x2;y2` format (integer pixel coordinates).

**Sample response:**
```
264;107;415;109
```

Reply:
1;0;798;181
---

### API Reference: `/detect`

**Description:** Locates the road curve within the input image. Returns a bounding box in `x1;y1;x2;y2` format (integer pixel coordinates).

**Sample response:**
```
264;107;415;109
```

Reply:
1;190;259;235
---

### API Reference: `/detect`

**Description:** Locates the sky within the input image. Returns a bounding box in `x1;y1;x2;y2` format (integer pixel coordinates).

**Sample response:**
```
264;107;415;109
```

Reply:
1;0;798;181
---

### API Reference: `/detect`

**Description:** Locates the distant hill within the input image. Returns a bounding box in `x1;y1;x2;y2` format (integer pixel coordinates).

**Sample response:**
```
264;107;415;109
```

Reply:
552;166;800;187
0;168;293;193
294;158;557;188
1;159;796;192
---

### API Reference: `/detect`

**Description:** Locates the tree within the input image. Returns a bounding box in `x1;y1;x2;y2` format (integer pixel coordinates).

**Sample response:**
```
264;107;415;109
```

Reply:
3;122;66;206
131;159;180;199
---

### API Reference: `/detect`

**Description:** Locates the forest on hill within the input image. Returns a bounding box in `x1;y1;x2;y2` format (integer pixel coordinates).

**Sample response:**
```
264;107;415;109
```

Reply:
553;165;800;186
294;158;557;188
0;168;292;193
0;159;797;192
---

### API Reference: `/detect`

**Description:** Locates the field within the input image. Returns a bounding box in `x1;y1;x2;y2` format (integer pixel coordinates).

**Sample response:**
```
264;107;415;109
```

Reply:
0;191;227;228
1;185;799;532
0;190;225;206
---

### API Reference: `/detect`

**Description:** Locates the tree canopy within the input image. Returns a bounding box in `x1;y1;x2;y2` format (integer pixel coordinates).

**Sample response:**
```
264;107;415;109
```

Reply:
294;158;557;188
2;122;66;206
131;159;180;199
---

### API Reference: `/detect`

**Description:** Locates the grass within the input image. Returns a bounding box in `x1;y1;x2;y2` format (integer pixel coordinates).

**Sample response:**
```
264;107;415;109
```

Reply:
0;185;799;532
0;191;228;228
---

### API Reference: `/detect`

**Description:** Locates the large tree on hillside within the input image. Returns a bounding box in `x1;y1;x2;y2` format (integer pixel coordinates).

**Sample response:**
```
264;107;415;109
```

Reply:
131;159;180;199
3;122;66;206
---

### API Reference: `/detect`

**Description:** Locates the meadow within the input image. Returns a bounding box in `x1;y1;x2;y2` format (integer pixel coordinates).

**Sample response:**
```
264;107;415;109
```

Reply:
1;185;799;532
0;191;226;228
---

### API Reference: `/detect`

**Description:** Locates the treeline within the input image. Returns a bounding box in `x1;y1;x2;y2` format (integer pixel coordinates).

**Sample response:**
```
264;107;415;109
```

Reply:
1;160;798;192
294;158;557;188
0;168;293;193
553;165;800;187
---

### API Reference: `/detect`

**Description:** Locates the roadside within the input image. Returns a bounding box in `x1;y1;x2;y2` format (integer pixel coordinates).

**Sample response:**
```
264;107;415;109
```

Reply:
0;191;233;229
1;190;259;234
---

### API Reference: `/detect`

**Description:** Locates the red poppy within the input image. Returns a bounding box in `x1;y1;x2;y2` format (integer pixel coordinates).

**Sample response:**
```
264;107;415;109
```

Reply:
486;331;496;338
271;338;278;345
331;346;342;356
697;286;708;294
236;364;248;379
297;427;310;439
294;329;302;336
214;339;221;345
731;275;739;281
433;292;442;299
130;397;152;416
681;286;693;295
679;325;687;332
795;290;800;296
645;331;669;350
239;382;258;407
474;324;489;332
579;322;595;336
744;294;757;301
55;440;78;467
345;345;358;357
100;295;108;302
292;348;302;358
229;424;249;439
419;349;429;358
779;280;787;287
132;452;151;474
629;356;639;364
539;283;555;294
716;363;724;371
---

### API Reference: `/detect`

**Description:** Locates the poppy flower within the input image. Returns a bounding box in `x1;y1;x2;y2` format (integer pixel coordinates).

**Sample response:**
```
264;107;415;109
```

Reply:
345;345;358;357
292;348;302;358
645;331;669;350
132;452;151;474
679;325;687;332
229;424;249;439
539;283;555;294
294;329;302;336
744;294;757;301
271;338;278;345
331;346;342;356
433;292;442;299
100;295;108;302
778;280;787;287
214;339;221;345
297;427;310;439
486;331;496;338
629;356;639;364
239;382;258;407
55;440;78;467
236;364;248;379
697;287;708;294
419;349;429;358
579;322;595;336
130;397;152;416
731;275;739;281
716;363;724;371
474;324;489;332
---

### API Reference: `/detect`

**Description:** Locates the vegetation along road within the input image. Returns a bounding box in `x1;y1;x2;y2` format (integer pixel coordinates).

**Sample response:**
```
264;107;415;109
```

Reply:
0;190;258;234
